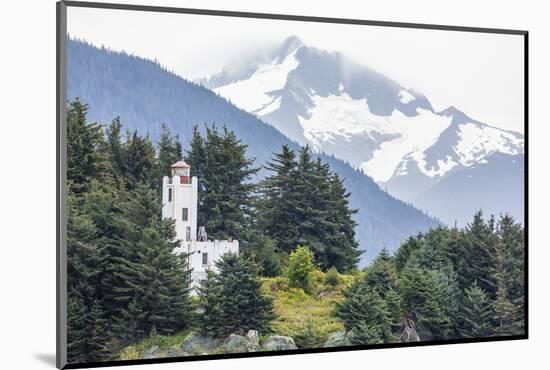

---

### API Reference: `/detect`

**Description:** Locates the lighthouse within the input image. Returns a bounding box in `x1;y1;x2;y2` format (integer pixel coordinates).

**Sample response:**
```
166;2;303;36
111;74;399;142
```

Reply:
162;161;198;243
162;161;239;292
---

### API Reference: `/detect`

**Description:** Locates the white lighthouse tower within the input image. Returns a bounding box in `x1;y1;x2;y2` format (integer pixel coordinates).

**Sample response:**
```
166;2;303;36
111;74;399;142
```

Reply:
162;161;239;292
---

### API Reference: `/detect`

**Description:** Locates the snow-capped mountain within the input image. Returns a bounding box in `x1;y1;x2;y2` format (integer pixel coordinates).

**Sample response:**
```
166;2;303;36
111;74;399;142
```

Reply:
68;38;441;265
203;36;525;225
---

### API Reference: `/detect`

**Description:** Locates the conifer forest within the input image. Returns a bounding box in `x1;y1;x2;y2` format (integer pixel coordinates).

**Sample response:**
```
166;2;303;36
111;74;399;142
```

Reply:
66;99;525;364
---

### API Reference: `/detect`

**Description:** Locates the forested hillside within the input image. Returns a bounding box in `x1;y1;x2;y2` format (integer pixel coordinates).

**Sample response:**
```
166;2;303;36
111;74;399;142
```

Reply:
117;213;526;360
67;38;439;263
66;98;363;363
66;100;194;364
66;100;524;364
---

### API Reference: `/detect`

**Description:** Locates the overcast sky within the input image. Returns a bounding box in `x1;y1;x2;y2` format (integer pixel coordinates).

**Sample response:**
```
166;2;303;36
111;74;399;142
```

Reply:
68;6;525;133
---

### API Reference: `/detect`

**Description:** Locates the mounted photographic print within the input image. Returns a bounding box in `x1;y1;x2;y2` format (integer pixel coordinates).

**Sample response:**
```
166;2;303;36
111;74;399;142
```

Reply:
56;1;528;368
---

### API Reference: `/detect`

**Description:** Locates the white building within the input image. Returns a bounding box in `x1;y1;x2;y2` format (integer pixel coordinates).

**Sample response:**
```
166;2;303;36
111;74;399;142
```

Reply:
162;161;239;292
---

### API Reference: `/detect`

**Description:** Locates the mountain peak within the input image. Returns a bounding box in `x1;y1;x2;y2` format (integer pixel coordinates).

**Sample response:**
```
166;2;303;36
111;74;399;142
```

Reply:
439;105;473;124
276;35;304;59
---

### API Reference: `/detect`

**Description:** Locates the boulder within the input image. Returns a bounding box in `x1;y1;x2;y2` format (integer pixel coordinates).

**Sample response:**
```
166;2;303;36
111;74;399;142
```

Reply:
262;336;298;351
142;345;159;359
323;330;351;348
223;332;261;353
165;347;188;358
247;330;260;346
416;322;432;341
180;332;221;355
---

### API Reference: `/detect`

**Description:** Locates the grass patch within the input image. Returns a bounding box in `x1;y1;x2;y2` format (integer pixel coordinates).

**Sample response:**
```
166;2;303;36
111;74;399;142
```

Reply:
261;272;355;348
117;330;190;360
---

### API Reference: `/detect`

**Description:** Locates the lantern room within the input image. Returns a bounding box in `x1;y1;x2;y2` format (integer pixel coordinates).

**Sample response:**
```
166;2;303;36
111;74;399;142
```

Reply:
171;160;191;184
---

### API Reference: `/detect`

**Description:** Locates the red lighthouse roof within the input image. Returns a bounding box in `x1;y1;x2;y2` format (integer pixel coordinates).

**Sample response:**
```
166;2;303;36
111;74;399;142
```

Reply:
171;161;191;169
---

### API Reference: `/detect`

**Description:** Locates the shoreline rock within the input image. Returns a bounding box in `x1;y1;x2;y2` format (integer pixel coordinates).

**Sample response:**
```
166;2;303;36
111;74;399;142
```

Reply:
262;335;298;351
323;330;351;348
180;332;222;355
140;330;299;359
223;331;261;353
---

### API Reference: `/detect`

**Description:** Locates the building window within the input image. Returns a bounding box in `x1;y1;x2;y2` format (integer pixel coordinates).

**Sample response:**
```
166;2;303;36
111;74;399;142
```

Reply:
182;208;188;221
202;252;208;266
168;188;172;202
186;227;191;241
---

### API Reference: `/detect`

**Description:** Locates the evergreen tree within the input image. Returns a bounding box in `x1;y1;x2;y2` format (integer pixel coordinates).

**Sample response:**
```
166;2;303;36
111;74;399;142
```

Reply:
257;144;300;252
75;179;134;341
437;267;461;338
394;235;422;271
461;211;497;297
491;215;525;336
157;123;183;180
240;230;282;277
336;282;393;344
128;222;192;335
111;297;146;346
122;131;157;190
496;215;525;306
105;117;125;180
413;227;455;271
324;171;362;271
444;224;468;287
116;185;194;336
187;124;258;239
259;145;360;272
295;154;332;266
492;279;522;336
385;287;403;324
198;254;275;337
185;125;207;227
197;270;224;336
66;291;111;363
364;248;397;296
398;264;453;339
66;291;89;364
67;98;110;192
363;249;402;323
87;300;112;360
458;282;492;338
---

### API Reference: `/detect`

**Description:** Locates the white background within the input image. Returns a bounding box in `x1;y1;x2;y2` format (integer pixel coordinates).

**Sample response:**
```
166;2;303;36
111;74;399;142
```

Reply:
0;0;546;369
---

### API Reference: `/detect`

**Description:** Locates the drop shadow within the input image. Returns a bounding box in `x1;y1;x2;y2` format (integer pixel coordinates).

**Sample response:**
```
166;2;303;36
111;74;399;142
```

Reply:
34;353;56;367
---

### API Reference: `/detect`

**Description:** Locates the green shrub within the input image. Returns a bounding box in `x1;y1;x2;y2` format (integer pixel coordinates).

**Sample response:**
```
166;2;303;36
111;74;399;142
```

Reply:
263;276;289;292
324;267;341;287
293;320;326;349
286;246;316;293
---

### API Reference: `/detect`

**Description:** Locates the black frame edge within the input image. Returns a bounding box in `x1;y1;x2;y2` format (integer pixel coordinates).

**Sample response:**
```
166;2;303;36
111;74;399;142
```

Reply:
63;335;528;369
523;31;529;339
57;1;68;369
62;0;528;35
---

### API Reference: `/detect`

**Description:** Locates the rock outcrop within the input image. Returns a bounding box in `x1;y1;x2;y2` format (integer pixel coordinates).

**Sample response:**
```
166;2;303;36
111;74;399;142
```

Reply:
323;330;352;347
142;345;160;359
261;335;298;351
137;330;299;360
223;331;261;353
179;332;222;355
